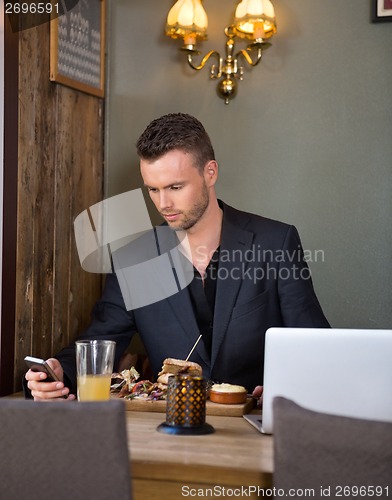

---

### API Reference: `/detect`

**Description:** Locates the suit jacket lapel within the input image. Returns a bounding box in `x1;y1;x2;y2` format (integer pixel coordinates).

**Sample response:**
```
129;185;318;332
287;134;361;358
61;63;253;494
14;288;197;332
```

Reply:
211;202;255;368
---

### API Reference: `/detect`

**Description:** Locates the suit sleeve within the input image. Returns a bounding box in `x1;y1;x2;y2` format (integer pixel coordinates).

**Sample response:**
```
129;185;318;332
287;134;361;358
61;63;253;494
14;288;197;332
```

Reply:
55;272;137;394
277;225;330;327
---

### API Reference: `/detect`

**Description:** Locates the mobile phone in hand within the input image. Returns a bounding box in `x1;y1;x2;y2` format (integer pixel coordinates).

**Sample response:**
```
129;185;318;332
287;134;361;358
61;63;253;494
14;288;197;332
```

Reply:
24;356;60;382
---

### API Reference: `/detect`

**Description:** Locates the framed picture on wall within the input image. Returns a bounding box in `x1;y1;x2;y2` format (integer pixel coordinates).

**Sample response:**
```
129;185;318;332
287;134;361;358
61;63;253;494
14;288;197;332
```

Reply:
50;0;106;97
372;0;392;22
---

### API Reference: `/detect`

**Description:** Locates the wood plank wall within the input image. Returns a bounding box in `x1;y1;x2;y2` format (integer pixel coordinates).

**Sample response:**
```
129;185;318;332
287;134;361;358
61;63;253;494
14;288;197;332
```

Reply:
12;21;104;391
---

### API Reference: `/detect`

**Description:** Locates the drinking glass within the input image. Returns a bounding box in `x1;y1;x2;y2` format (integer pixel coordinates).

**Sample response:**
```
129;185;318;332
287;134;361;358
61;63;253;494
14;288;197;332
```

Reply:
76;340;115;401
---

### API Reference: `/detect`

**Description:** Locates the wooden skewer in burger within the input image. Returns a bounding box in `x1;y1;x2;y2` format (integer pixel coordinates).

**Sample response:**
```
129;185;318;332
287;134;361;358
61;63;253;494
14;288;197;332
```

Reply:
157;333;203;386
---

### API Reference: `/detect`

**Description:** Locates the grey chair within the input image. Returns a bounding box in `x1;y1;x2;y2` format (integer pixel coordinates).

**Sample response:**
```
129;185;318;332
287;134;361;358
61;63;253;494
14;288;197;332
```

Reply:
273;397;392;498
0;399;132;500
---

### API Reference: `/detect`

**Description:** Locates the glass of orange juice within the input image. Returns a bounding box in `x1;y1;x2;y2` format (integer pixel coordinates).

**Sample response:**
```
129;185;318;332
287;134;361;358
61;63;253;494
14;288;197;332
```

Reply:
76;340;116;401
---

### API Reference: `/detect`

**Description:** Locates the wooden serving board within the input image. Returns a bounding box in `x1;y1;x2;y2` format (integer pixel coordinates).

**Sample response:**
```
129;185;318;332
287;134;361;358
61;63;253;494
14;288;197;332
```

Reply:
112;395;255;417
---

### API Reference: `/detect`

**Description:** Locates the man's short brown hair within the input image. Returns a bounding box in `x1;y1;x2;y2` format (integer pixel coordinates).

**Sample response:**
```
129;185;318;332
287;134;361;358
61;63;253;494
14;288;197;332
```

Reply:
136;113;215;173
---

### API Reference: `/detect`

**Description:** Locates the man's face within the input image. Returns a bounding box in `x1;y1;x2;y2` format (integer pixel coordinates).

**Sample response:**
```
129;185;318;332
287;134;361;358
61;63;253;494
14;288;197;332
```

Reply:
140;149;212;231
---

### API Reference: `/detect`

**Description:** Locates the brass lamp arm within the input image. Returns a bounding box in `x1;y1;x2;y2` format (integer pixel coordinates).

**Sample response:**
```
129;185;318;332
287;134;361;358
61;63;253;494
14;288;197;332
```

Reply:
235;41;271;68
236;48;262;68
186;50;222;74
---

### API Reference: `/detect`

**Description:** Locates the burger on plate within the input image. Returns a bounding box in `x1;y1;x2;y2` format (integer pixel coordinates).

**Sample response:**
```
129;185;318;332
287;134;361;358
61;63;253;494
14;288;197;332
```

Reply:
157;358;203;386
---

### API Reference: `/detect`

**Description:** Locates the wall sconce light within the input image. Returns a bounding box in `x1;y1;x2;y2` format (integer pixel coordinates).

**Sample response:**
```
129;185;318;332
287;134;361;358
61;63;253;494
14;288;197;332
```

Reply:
165;0;277;104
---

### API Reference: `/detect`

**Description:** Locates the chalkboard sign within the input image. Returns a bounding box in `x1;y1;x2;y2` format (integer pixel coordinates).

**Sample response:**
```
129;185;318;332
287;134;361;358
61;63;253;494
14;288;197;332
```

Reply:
50;0;106;97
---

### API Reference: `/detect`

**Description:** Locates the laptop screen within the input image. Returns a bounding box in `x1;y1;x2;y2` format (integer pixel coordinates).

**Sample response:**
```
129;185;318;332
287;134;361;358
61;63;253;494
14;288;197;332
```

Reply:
260;327;392;434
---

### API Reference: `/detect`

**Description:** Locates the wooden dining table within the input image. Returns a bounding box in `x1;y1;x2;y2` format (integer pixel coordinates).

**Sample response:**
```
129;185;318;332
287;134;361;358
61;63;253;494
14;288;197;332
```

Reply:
125;409;274;500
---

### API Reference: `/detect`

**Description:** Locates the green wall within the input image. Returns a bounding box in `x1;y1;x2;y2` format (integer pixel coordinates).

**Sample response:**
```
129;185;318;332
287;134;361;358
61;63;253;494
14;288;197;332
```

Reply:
105;0;392;329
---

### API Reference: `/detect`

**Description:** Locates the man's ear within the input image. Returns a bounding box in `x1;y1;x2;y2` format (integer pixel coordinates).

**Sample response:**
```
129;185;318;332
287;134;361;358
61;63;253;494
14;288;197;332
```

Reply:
204;160;218;186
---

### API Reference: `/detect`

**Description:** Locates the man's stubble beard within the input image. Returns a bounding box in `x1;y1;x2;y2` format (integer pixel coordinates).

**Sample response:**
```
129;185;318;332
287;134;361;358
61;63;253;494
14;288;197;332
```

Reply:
172;181;210;232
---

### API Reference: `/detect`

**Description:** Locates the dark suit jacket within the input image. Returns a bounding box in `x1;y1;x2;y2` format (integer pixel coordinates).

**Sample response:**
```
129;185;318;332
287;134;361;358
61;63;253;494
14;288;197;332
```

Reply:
56;201;330;393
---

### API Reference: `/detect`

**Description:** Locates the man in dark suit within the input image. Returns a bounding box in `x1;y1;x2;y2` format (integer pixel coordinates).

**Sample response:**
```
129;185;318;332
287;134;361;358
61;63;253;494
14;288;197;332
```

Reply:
26;113;329;400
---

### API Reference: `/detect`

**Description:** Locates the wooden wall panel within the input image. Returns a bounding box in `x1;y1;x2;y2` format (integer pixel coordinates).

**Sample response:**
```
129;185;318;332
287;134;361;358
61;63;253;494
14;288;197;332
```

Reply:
13;21;104;392
0;19;19;396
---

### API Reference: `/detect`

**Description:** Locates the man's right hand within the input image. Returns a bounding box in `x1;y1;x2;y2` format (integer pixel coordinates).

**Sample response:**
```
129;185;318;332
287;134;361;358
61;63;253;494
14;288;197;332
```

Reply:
252;385;263;407
25;358;76;401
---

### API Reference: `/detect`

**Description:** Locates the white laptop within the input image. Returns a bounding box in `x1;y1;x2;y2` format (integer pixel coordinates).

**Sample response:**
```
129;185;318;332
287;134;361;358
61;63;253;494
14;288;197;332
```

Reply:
254;328;392;434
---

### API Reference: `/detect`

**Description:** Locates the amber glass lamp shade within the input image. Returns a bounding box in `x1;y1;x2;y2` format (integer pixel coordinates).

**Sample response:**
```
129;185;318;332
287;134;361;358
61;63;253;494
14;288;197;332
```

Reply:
233;0;277;40
166;0;208;45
